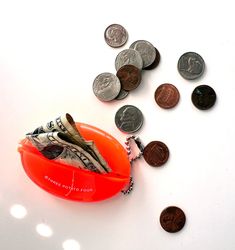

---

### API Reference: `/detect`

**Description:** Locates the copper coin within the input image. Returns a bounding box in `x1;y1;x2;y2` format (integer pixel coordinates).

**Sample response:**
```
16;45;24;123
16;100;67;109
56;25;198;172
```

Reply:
116;64;142;91
191;84;216;110
144;47;160;70
154;83;180;109
143;141;169;167
160;206;186;233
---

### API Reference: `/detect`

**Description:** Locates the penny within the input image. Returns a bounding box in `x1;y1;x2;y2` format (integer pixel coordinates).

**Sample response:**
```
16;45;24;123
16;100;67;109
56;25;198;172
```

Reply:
115;49;143;71
130;40;156;68
191;84;216;110
160;206;186;233
154;83;180;109
93;72;121;102
116;65;142;91
115;88;129;100
115;105;143;133
144;47;160;70
104;24;128;48
177;52;205;80
143;141;169;167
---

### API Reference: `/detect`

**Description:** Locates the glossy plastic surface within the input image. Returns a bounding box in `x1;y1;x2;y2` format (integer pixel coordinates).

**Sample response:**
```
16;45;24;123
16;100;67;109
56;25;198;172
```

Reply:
18;123;130;202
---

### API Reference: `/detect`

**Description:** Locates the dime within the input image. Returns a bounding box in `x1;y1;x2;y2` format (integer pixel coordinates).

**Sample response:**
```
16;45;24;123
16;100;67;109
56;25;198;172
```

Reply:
104;24;128;48
154;83;180;109
93;72;121;102
130;40;156;68
160;206;186;233
144;47;161;70
143;141;169;167
191;85;216;110
115;49;143;71
116;65;142;91
115;88;129;100
177;52;205;80
115;105;143;133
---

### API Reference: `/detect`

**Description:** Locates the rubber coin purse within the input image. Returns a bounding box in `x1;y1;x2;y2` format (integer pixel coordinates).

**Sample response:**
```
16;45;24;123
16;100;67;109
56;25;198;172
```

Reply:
18;122;131;202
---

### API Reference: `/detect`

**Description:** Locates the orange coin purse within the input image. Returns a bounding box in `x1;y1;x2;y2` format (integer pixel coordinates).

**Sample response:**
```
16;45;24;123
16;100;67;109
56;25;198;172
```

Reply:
18;123;131;202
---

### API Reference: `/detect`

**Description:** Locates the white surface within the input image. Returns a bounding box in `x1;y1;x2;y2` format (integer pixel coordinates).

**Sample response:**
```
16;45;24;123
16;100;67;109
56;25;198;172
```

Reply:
1;0;235;249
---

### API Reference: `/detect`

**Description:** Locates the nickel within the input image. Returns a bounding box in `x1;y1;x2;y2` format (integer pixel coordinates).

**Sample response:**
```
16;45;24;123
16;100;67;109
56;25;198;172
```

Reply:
177;52;205;80
160;206;186;233
143;141;169;167
154;83;180;109
115;105;143;133
93;72;121;102
116;64;142;91
104;24;128;48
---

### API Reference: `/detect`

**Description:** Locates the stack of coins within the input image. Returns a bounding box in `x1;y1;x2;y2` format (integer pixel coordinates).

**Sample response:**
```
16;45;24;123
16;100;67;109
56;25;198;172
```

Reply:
93;24;160;102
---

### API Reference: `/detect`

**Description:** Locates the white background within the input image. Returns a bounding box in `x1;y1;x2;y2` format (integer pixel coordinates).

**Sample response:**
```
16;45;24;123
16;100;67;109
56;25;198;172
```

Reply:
1;0;235;249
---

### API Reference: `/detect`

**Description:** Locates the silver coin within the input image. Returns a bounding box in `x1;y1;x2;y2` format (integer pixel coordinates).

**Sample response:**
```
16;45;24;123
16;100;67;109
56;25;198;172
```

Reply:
115;88;129;100
104;24;128;48
130;40;156;68
93;72;121;102
115;105;144;133
115;49;143;71
177;52;205;80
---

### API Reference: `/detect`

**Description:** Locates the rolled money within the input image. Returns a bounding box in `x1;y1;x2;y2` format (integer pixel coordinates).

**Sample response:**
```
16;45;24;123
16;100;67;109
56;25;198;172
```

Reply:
27;132;107;174
29;113;111;173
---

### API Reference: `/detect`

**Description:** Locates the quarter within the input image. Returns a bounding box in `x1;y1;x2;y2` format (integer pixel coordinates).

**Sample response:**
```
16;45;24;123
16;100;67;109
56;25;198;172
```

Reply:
130;40;156;68
115;49;143;71
177;52;205;80
93;72;121;101
144;47;160;70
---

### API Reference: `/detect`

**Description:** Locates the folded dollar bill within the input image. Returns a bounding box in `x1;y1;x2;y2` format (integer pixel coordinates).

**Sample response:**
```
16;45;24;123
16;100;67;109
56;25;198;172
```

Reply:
26;114;111;174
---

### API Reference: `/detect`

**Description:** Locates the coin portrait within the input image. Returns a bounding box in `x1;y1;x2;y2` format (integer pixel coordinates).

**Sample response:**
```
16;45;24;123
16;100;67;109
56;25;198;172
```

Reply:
104;24;128;48
191;84;216;110
93;72;121;101
115;49;143;71
116;64;142;91
130;40;156;68
143;141;169;167
160;206;186;233
154;83;180;109
177;52;205;80
115;105;143;133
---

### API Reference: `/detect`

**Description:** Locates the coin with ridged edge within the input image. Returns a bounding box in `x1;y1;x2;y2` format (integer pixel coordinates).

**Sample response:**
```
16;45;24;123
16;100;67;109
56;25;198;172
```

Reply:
160;206;186;233
177;52;205;80
115;49;143;71
104;24;128;48
144;47;161;70
115;105;143;133
143;141;169;167
130;40;156;68
115;88;129;100
93;72;121;102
